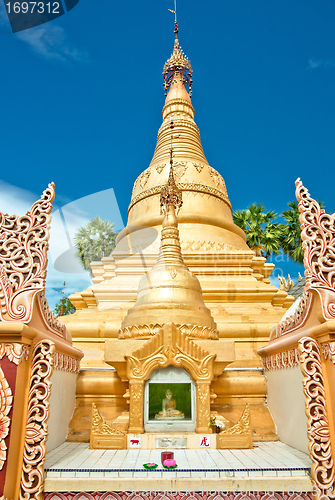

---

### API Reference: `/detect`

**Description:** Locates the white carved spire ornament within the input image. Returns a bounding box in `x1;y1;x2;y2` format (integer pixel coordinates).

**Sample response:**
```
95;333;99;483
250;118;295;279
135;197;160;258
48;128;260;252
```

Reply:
0;183;55;323
296;178;335;320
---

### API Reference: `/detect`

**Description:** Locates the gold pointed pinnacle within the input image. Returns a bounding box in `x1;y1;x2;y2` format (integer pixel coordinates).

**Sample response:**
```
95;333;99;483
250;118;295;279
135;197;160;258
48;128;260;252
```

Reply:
163;21;193;96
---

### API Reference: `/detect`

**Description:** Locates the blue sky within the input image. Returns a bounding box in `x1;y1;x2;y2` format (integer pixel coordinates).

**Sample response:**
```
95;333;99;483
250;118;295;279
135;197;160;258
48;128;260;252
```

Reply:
1;0;334;308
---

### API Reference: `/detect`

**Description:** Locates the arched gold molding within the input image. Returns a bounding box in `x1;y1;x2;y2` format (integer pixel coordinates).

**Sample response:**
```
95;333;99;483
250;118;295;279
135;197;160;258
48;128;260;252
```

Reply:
126;323;215;434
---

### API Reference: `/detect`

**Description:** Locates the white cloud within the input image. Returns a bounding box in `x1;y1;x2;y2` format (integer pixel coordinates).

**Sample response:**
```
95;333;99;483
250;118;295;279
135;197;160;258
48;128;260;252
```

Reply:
0;180;37;214
0;1;90;63
16;24;90;64
307;58;335;70
0;182;127;310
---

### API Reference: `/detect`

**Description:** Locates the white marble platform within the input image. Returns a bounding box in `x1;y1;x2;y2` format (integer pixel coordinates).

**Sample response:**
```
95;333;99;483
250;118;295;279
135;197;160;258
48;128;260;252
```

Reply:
44;441;311;479
44;441;313;493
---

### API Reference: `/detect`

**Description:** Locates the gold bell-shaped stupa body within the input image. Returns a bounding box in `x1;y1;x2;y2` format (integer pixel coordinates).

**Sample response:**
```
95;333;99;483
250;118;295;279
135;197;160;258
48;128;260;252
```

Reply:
120;163;218;339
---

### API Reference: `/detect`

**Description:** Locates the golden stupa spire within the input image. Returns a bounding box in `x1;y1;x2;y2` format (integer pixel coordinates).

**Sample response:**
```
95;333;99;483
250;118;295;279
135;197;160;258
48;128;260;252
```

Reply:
120;11;248;253
163;18;193;96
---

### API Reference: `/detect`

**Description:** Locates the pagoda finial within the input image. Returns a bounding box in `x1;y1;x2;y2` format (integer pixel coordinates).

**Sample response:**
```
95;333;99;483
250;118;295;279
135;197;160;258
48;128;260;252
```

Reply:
163;14;193;97
160;118;183;214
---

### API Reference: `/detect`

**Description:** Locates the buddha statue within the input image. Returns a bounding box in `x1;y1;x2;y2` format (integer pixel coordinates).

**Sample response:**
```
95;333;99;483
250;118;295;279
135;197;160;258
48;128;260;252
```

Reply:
155;389;185;419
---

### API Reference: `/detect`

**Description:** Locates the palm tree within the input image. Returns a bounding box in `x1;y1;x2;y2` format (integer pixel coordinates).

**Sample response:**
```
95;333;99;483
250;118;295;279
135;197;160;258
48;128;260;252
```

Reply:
233;203;282;257
74;216;118;272
279;200;324;265
54;297;76;316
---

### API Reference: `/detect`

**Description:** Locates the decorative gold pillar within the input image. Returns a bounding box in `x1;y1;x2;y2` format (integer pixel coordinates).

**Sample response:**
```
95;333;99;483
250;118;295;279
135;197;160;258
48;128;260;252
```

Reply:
128;381;145;434
196;382;211;434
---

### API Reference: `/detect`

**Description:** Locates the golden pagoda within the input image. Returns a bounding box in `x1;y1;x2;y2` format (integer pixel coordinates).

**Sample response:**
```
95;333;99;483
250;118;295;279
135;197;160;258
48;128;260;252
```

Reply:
63;22;294;442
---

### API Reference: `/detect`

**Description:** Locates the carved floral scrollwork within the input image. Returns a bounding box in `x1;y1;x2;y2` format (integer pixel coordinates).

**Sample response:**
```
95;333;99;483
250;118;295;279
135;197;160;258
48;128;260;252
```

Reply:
127;326;215;382
298;336;335;498
139;169;151;189
0;183;55;323
155;164;166;174
129;182;232;212
196;383;210;428
20;340;55;500
181;240;243;252
128;382;144;431
91;404;125;436
274;292;312;338
322;342;335;365
0;366;13;471
173;162;187;180
0;342;29;472
52;352;80;373
220;404;251;436
262;348;300;371
208;167;227;194
296;178;335;320
43;493;314;500
37;291;67;338
119;322;218;340
193;162;204;173
0;343;29;365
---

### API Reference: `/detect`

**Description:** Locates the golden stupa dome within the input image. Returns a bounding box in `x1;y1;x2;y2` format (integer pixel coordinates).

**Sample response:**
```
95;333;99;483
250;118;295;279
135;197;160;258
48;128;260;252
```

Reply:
119;165;218;340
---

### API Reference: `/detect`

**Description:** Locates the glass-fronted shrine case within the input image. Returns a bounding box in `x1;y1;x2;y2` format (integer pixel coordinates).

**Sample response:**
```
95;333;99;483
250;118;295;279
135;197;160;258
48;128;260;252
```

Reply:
144;366;196;432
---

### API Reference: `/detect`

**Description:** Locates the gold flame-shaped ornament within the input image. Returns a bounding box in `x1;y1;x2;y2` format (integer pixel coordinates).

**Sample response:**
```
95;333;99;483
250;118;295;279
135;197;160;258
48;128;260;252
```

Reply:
163;21;193;96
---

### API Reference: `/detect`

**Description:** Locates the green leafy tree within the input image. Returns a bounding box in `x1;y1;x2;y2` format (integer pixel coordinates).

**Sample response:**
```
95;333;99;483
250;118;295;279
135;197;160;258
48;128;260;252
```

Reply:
74;216;118;272
280;200;325;264
233;203;282;257
53;297;76;316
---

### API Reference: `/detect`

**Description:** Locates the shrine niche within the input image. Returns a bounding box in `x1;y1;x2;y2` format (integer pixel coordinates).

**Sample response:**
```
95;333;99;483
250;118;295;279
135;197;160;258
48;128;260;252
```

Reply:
145;366;195;432
126;322;215;434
